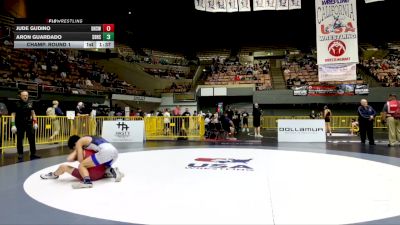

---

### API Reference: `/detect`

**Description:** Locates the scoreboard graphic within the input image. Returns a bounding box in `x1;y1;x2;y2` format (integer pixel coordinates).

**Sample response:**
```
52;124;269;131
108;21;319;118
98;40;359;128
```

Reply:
14;19;114;49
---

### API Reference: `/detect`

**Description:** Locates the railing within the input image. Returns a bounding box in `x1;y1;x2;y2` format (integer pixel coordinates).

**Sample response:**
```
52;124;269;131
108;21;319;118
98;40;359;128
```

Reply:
0;116;143;153
144;116;205;140
0;115;206;153
0;115;385;155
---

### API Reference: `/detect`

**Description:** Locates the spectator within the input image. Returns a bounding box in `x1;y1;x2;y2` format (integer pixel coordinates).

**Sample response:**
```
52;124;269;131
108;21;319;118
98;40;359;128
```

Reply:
163;108;171;135
310;110;316;119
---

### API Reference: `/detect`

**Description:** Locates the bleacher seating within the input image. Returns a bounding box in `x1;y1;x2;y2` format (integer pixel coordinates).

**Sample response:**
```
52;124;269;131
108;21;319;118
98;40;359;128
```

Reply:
362;52;400;87
0;44;145;96
282;57;364;89
204;63;272;91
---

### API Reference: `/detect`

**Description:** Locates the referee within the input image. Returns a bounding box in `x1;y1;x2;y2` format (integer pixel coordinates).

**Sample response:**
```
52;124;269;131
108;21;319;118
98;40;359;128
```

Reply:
11;90;40;163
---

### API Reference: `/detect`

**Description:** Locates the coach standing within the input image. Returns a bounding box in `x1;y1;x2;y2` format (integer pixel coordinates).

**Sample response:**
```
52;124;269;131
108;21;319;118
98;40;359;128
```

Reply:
358;99;376;145
11;90;40;162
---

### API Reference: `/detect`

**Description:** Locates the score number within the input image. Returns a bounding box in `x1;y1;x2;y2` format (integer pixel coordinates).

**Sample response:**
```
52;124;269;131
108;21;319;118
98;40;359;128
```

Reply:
102;24;114;41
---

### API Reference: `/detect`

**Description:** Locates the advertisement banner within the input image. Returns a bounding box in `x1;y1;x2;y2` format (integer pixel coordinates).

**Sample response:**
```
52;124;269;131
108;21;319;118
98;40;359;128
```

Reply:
318;63;357;82
293;86;308;96
194;0;206;11
308;84;355;96
293;84;369;96
226;0;239;12
354;84;369;95
102;120;145;142
289;0;301;10
315;0;359;65
278;119;326;142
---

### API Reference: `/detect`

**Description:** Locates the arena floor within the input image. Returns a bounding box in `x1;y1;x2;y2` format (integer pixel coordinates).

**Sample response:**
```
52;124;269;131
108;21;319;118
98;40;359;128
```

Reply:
1;130;400;225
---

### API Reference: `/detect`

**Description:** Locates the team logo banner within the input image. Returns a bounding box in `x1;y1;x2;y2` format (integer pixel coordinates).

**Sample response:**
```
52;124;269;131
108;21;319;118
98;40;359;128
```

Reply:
276;0;289;10
318;63;356;82
315;0;359;65
195;0;206;11
289;0;301;10
226;0;239;12
238;0;251;11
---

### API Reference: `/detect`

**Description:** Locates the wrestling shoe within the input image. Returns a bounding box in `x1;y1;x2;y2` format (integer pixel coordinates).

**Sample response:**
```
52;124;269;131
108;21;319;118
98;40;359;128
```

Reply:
105;167;124;182
40;172;59;179
71;181;93;189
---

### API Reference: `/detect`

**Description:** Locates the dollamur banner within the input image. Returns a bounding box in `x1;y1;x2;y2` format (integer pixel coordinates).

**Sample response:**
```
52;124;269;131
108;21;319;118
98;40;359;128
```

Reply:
318;63;356;82
315;0;359;65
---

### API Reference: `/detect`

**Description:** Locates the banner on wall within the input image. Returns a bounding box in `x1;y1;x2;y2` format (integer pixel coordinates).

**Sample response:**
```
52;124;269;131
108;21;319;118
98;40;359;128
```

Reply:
276;0;289;10
354;84;370;95
194;0;206;11
318;63;357;82
238;0;251;11
315;0;359;65
226;0;239;12
253;0;266;11
293;84;369;96
205;0;217;12
289;0;301;10
265;0;277;10
196;0;300;11
365;0;384;3
214;0;227;12
308;84;355;96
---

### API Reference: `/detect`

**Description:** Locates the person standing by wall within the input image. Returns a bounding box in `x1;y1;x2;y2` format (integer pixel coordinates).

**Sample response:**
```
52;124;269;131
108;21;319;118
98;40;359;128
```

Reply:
253;103;262;138
11;90;40;162
381;94;400;147
323;105;332;136
358;99;376;145
309;110;316;119
163;108;171;135
0;100;8;149
47;100;63;140
242;110;249;133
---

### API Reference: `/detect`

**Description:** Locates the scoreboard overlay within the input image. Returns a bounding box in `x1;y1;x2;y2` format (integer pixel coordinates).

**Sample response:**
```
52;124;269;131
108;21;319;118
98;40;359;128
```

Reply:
14;21;114;49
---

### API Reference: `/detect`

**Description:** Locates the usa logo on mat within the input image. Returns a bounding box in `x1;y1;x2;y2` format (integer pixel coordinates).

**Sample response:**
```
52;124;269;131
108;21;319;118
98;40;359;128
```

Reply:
185;158;253;171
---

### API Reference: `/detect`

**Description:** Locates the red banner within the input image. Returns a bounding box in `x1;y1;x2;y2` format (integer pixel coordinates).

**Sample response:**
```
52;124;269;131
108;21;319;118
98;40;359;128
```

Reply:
307;85;355;96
